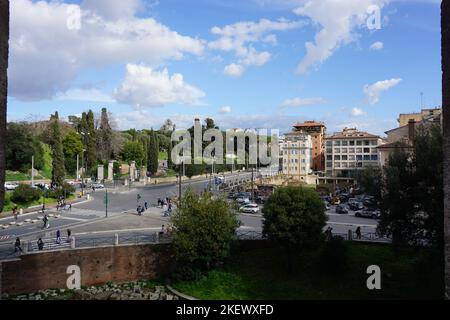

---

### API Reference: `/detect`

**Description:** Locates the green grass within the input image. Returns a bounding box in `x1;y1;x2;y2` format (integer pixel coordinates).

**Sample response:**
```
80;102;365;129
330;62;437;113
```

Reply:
6;171;30;181
159;151;168;161
3;195;75;212
172;242;444;300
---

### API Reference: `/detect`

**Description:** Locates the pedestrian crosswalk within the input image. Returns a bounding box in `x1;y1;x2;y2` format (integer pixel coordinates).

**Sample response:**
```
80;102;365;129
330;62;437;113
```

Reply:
0;235;10;241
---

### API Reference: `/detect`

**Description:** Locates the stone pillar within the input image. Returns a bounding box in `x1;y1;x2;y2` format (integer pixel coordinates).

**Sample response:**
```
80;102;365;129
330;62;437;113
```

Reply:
139;166;147;182
97;165;104;181
129;161;136;182
70;236;76;249
107;161;114;181
114;234;119;246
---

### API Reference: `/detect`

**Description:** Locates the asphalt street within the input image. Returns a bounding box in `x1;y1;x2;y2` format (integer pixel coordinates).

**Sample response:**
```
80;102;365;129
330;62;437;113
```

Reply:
0;171;378;252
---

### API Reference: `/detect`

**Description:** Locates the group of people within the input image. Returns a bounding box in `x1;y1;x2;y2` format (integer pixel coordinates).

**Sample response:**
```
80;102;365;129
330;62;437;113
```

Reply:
56;196;71;211
14;229;72;254
136;201;149;216
324;226;363;241
157;198;173;217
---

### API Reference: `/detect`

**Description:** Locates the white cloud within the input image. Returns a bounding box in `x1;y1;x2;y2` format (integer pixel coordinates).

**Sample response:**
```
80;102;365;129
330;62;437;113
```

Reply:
280;97;326;108
224;63;245;77
370;41;384;50
81;0;144;20
114;64;205;108
9;0;204;101
56;88;114;103
209;18;306;77
351;107;367;116
364;78;402;104
219;106;232;114
293;0;389;74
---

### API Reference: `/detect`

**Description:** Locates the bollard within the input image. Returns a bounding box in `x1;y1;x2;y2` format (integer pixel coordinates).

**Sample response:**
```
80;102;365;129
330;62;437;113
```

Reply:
22;241;28;254
86;194;90;200
114;233;119;246
348;229;353;241
70;236;76;249
19;208;23;215
155;232;159;244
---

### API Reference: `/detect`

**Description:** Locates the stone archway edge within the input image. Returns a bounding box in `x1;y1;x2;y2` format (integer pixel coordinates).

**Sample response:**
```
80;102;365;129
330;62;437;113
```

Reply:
166;285;199;300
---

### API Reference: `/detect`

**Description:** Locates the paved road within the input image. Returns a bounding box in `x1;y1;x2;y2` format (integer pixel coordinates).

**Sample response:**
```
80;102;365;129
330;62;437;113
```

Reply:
0;171;379;255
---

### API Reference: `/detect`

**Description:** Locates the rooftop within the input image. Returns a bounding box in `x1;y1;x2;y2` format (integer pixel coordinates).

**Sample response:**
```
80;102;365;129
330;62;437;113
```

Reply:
326;128;380;140
293;121;326;128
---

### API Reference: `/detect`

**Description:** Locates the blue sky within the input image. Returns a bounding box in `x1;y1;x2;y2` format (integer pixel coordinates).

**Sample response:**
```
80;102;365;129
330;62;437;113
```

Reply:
7;0;442;135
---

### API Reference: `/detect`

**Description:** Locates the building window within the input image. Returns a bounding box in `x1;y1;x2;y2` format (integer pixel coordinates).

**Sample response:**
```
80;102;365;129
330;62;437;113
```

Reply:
356;155;363;161
326;148;332;154
356;148;362;153
334;155;341;160
341;148;348;153
371;155;378;161
364;155;370;161
334;162;341;168
326;141;332;147
334;141;341;146
364;140;370;146
342;155;348;160
356;140;362;146
327;155;332;161
341;163;348;168
349;148;355;153
334;148;340;153
364;148;370;153
349;141;355;146
326;162;332;168
349;155;355;161
342;141;348;146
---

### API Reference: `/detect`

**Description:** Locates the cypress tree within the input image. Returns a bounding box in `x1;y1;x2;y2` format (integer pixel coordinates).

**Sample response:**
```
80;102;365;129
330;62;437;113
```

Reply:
97;108;113;162
147;130;159;176
86;110;97;171
49;112;66;186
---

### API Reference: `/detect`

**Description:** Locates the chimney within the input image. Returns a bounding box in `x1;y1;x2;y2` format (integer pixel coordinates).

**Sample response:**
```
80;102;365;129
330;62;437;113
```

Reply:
408;119;415;144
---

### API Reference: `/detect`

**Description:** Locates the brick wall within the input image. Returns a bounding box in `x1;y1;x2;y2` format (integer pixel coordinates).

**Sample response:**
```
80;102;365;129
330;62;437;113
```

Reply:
1;244;175;295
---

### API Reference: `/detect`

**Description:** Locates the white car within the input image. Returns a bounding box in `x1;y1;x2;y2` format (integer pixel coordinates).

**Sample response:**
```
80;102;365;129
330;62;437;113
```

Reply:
91;183;105;189
239;204;260;214
236;197;250;204
4;183;19;191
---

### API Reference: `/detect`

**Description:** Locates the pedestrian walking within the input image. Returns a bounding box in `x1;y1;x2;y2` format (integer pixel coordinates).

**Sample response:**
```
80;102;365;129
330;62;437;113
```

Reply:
144;202;148;210
37;238;44;251
355;226;362;240
67;229;72;243
137;205;142;216
325;227;333;241
42;214;49;229
56;230;61;244
14;237;22;253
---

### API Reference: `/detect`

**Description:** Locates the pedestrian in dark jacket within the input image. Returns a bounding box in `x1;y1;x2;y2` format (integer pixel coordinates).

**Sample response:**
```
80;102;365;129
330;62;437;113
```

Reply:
37;238;44;250
15;238;22;253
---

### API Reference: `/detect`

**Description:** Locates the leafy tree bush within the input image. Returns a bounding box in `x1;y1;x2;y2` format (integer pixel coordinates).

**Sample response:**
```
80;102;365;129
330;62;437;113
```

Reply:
4;192;11;207
121;141;145;166
48;183;75;199
171;189;239;277
11;184;42;204
318;236;349;275
263;186;327;272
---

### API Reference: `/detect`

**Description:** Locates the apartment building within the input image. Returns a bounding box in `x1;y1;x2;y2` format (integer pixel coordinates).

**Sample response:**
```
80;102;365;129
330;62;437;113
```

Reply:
280;132;313;181
325;128;382;177
292;121;326;172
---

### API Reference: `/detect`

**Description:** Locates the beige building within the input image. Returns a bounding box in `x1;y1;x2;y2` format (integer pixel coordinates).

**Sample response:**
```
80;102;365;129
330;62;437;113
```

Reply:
325;128;382;177
398;108;442;127
292;121;326;172
280;132;313;182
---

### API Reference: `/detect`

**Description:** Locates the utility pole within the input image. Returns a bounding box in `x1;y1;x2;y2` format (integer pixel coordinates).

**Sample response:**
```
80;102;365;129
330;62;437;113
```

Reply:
251;166;255;203
76;154;79;181
104;188;108;217
178;173;182;200
31;155;34;188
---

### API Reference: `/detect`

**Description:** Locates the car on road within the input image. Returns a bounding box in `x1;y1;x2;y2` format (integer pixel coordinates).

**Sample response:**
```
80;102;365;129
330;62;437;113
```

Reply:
323;201;331;210
227;192;238;199
4;183;19;191
336;205;349;214
236;196;250;204
239;203;260;214
91;183;105;190
348;201;364;211
355;209;381;219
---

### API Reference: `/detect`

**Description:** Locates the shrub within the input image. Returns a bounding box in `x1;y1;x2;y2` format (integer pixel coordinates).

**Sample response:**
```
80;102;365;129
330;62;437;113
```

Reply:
48;183;75;199
11;184;42;204
4;192;11;207
172;264;203;282
319;236;349;275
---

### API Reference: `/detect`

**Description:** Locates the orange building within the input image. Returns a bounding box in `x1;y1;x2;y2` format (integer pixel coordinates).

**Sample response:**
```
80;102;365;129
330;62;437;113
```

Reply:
292;121;326;172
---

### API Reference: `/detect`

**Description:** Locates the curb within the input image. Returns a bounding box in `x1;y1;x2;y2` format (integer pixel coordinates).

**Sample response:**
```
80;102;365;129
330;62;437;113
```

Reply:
166;285;199;301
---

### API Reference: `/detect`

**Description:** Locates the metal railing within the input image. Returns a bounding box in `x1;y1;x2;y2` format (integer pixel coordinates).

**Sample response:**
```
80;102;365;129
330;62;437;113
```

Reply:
0;229;392;261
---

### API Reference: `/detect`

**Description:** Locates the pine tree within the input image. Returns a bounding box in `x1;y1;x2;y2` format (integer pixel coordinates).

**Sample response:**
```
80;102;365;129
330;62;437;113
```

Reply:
97;108;113;162
147;130;159;176
49;112;66;187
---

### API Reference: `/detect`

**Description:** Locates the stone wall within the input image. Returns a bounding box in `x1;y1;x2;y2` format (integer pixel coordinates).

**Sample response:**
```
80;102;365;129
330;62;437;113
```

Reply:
1;244;174;295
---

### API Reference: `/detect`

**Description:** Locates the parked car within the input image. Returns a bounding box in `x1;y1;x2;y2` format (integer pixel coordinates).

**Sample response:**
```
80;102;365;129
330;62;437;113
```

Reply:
331;197;341;205
4;183;19;191
91;183;105;189
323;201;331;210
336;205;349;214
348;201;364;211
256;196;267;204
236;196;250;204
355;209;381;219
239;203;260;214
